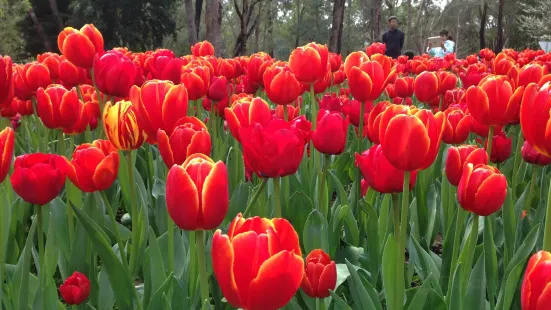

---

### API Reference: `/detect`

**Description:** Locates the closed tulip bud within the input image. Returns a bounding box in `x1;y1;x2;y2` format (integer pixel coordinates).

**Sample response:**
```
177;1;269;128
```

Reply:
103;100;146;150
58;25;104;69
274;104;300;121
0;127;14;183
521;251;551;310
224;97;271;142
10;153;71;205
181;64;210;100
355;144;418;193
59;60;91;88
466;75;518;127
366;42;386;57
478;131;512;163
333;69;346;85
341;97;373;128
319;93;343;112
301;249;337;298
263;62;301;105
217;59;238;80
157;116;211;167
37;52;62;80
166;154;228;230
445;145;488;186
130;80;188;143
191;41;215;57
442;107;472;144
312;110;349;155
207;76;228;102
212;214;304;310
36;85;83;131
394;76;414;98
14;63;51;100
239;118;310;178
93;50;143;98
247;52;273;86
518;64;546;88
67;140;119;192
59;272;90;305
379;105;445;171
0;56;14;109
521;82;551;157
522;140;551;166
366;101;391;144
289;43;329;84
458;163;507;216
437;71;458;95
329;53;342;72
414;71;439;103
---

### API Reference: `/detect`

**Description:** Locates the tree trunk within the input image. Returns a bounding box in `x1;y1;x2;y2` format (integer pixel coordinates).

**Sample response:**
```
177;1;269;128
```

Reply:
205;0;221;55
233;0;262;56
265;0;274;57
253;3;263;52
337;0;345;53
479;1;488;50
47;0;64;31
358;0;371;42
294;0;303;48
28;8;53;52
414;0;427;54
185;0;198;46
371;0;381;41
404;0;412;48
495;0;505;51
328;0;346;53
195;0;203;40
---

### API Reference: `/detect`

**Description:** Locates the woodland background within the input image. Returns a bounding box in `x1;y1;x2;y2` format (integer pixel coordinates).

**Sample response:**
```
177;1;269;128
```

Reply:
0;0;549;62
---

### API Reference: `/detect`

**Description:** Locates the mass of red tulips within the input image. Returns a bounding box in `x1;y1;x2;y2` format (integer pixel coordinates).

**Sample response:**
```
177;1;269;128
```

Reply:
2;23;551;310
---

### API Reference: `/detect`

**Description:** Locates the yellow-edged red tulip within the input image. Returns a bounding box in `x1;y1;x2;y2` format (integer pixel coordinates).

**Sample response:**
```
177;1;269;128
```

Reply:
57;24;104;69
289;43;329;84
466;75;517;126
191;41;215;57
157;116;211;167
166;153;228;230
0;127;14;183
521;251;551;310
442;107;472;144
67;140;119;192
458;163;507;216
263;61;301;105
445;145;488;186
521;82;551;156
224;97;271;142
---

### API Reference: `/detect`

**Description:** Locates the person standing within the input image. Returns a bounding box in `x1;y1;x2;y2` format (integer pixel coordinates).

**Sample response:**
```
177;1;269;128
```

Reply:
426;30;455;58
382;16;405;59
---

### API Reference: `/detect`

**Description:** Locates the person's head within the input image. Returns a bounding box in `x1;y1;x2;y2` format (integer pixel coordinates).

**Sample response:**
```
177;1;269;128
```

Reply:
388;16;399;30
404;50;415;60
440;30;453;41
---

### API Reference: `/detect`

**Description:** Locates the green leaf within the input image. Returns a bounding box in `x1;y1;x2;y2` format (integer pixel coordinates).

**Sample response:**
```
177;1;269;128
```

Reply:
345;259;377;310
49;199;71;261
359;200;380;288
330;290;353;310
146;273;174;310
449;263;462;310
12;216;37;310
225;182;250;224
329;170;350;208
483;216;498;303
378;195;392;251
405;272;436;310
285;192;314;247
344;206;360;246
303;209;329;254
146;228;167;304
502;189;516;268
382;235;398;310
465;254;486;310
98;269;115;310
329;205;348;257
70;202;136;310
409;237;441;294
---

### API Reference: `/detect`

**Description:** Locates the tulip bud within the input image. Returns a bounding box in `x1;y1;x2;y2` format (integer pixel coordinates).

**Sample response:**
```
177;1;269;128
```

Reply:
301;249;337;298
59;272;90;305
521;251;551;310
0;127;15;183
103;100;146;150
191;41;215;57
442;107;472;145
67;140;119;192
58;24;104;69
445;145;488;186
394;76;414;98
478;131;512;163
289;43;329;84
263;62;301;105
458;163;507;216
312;110;349;155
522;140;551;166
166;154;228;230
208;76;229;102
93;50;144;98
0;56;14;108
414;71;439;103
157;116;211;167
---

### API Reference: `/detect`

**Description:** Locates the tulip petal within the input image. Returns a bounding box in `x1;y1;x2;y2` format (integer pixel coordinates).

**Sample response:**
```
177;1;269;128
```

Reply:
157;129;174;167
270;218;302;256
201;161;228;230
92;153;119;191
473;173;507;216
211;230;241;308
381;114;430;171
317;261;337;298
187;130;211;158
162;84;188;133
247;251;304;310
165;165;199;230
466;86;490;125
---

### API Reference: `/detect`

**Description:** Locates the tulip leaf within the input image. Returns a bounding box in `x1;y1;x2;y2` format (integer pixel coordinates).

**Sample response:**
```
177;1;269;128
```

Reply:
98;269;116;310
409;237;441;294
49;199;71;261
449;263;462;310
502;189;516;269
465;254;487;310
378;195;392;251
328;170;350;208
344;203;360;246
496;224;540;310
359;200;380;288
303;209;329;254
405;272;436;310
329;205;348;257
286;191;313;247
382;235;398;310
345;259;378;310
226;182;250;225
70;202;136;310
483;216;498;303
330;290;354;310
146;228;167;304
12;215;37;310
146;273;174;310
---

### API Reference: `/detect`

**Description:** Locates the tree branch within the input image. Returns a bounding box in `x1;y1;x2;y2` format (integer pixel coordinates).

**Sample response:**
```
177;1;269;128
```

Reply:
234;0;243;21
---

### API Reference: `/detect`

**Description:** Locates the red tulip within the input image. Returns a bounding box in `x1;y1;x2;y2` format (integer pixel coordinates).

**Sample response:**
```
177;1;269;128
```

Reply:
57;24;104;69
157;116;211;167
37;52;62;80
93;50;144;98
36;85;83;131
0;127;14;183
366;42;386;57
130;80;188;143
342;98;373;128
519;64;546;88
442;107;472;144
191;41;215;57
366;101;391;144
59;60;92;88
329;53;342;72
394;76;414;98
274;105;300;121
478;131;512;163
247;52;273;86
14;63;51;100
181;63;211;100
319;93;343;113
445;145;488;186
521;251;551;310
312;110;349;155
520;82;551;157
224;97;271;142
207;76;229;102
212;214;304;310
301;249;337;298
0;56;14;108
67;140;119;192
465;75;517;127
458;163;507;216
378;105;445;171
166;153;228;230
522;140;551;166
438;71;458;95
263;62;301;105
355;144;418;193
239;118;310;178
59;272;90;305
414;71;439;103
289;43;329;84
10;153;71;205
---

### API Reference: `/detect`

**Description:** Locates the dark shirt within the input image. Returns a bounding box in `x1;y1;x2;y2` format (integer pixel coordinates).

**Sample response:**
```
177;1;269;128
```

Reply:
382;29;404;59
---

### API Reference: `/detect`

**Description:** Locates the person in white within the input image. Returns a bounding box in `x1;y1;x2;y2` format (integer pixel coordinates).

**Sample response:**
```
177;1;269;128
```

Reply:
427;29;455;58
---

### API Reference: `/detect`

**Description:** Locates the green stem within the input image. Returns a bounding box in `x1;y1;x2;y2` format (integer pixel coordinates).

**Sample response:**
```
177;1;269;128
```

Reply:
284;105;288;122
310;84;317;130
512;130;524;198
395;171;411;310
167;216;175;274
356;101;365;211
542;174;551;251
274;177;281;217
101;191;128;270
391;193;400;239
127;151;140;276
316;298;326;310
36;205;45;268
196;230;210;307
524;166;539;213
319;154;330;217
486;125;494;161
461;215;479;288
243;178;269;217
